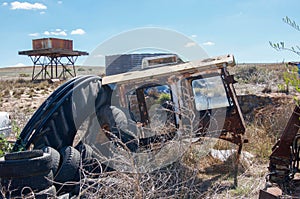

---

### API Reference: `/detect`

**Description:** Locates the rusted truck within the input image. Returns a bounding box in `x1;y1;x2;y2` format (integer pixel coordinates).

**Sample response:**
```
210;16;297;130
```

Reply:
100;54;246;154
5;54;247;198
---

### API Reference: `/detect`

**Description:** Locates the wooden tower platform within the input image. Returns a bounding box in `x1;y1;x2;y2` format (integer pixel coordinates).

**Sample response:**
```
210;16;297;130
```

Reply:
19;38;88;80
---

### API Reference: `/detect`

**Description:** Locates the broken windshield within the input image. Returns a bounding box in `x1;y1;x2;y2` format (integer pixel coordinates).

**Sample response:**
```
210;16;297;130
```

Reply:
192;76;229;111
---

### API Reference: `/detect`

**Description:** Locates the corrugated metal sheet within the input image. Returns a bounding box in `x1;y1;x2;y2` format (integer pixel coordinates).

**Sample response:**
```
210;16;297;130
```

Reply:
105;53;176;76
32;38;73;50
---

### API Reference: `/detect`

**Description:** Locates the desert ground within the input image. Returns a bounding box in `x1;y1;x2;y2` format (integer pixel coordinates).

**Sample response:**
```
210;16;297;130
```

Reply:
0;63;297;198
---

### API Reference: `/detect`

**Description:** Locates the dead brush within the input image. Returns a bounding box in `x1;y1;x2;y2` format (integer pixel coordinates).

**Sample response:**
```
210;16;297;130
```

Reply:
243;99;294;161
76;158;205;199
244;124;274;160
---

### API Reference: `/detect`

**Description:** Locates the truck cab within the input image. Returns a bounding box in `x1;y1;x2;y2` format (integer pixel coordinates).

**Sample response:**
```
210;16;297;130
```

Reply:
101;54;246;149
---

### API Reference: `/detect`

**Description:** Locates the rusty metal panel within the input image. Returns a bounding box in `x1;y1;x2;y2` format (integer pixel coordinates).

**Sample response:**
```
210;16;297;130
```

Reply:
270;106;300;160
49;38;73;50
32;38;48;49
32;38;73;50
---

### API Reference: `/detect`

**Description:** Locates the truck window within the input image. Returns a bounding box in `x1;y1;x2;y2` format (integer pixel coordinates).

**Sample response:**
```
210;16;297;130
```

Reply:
144;85;173;128
192;76;229;111
127;91;141;122
127;84;174;127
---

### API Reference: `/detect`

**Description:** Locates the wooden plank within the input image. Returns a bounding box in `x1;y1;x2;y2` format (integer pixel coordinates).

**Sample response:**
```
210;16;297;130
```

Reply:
102;54;235;85
18;49;88;56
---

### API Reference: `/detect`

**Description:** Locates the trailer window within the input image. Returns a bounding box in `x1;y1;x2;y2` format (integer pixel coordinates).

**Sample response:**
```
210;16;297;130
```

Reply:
192;76;229;111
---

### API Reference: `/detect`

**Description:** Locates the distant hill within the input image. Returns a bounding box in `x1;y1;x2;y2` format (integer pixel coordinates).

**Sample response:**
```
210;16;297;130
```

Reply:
0;65;105;80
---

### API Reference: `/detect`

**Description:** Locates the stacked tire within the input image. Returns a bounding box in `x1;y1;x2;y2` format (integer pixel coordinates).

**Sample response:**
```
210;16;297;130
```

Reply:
0;145;86;198
0;150;55;198
54;146;81;196
2;76;108;198
75;142;104;175
41;146;82;196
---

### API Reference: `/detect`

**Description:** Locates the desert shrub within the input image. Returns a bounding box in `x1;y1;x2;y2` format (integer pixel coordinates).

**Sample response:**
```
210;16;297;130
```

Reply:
234;65;279;85
270;17;300;94
35;83;46;91
38;80;50;89
12;89;24;99
235;66;259;83
157;93;171;104
41;90;48;95
243;102;293;160
277;83;288;93
78;67;86;72
0;136;12;157
255;102;292;137
244;124;274;160
29;88;35;93
11;120;21;137
0;121;21;157
19;73;30;78
3;89;10;97
15;78;27;84
77;159;221;198
0;81;13;92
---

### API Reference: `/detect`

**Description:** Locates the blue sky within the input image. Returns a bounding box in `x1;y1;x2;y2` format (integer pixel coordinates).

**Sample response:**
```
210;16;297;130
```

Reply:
1;0;300;67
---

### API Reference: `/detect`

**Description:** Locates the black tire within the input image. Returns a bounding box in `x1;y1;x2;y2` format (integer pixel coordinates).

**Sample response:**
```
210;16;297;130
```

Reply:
54;146;81;195
57;193;71;199
97;105;138;152
26;77;106;151
12;75;93;152
43;146;61;176
34;185;57;199
2;170;53;198
4;149;43;161
55;146;81;183
75;142;93;162
76;142;106;175
0;153;52;178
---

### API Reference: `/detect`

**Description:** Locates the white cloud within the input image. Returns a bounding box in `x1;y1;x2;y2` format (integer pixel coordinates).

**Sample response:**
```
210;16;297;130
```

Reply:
10;1;47;10
28;32;40;37
40;11;45;14
57;1;63;4
2;2;8;6
203;41;215;46
13;63;26;67
44;31;50;36
71;28;86;35
43;29;67;36
191;34;197;38
184;42;197;48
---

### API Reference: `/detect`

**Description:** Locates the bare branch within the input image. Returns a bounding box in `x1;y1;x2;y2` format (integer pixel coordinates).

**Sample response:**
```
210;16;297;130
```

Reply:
269;41;300;56
283;16;300;32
